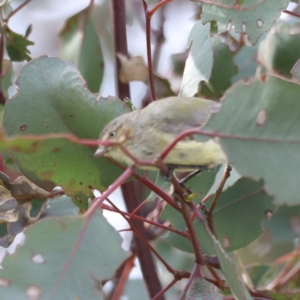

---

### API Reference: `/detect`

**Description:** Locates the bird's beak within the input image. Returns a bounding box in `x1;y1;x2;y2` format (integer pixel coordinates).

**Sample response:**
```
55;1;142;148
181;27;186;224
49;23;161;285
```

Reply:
94;146;108;157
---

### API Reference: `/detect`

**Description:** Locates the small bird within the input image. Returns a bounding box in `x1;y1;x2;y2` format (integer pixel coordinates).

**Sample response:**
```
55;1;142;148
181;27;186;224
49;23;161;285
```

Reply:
94;97;227;170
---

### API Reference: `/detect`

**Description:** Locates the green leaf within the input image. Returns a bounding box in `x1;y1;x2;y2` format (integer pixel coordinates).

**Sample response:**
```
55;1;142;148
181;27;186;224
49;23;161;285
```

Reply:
187;276;223;299
3;56;129;195
212;243;253;300
60;9;104;93
291;58;300;82
258;22;300;77
180;21;213;97
198;36;238;99
186;167;221;202
263;205;300;243
0;211;128;299
207;178;275;252
43;195;80;217
72;191;91;212
203;75;300;205
192;0;289;45
238;231;295;266
232;41;260;83
161;178;274;254
4;25;34;62
248;265;271;287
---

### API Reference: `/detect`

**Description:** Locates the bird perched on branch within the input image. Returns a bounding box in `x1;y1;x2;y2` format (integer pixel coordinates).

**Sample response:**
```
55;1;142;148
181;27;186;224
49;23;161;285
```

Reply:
94;96;227;170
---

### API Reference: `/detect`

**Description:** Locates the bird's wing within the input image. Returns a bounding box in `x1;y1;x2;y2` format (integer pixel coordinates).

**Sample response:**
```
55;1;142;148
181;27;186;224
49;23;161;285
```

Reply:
140;97;220;136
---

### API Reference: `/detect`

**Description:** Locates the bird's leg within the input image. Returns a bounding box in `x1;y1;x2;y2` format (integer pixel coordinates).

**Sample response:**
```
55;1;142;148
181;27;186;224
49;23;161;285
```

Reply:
159;165;175;181
179;169;202;186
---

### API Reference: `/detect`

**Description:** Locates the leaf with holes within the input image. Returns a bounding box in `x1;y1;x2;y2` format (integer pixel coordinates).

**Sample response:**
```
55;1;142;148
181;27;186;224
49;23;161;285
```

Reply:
161;178;275;254
212;242;253;300
3;56;129;195
187;276;223;299
192;0;289;45
198;35;237;99
0;211;128;299
203;75;300;205
180;21;213;97
258;22;300;77
4;25;34;62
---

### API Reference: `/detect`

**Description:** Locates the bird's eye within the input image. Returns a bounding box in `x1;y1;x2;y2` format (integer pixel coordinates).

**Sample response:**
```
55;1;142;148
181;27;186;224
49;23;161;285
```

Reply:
108;131;116;139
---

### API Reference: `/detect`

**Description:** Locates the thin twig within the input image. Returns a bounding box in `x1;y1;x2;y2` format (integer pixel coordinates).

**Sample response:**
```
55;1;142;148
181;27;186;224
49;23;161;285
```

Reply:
282;9;300;19
152;279;178;300
274;260;300;289
152;1;166;71
101;203;189;237
4;0;32;21
111;254;135;300
142;1;157;101
207;165;232;237
177;191;204;265
178;263;200;300
105;198;176;275
0;32;5;105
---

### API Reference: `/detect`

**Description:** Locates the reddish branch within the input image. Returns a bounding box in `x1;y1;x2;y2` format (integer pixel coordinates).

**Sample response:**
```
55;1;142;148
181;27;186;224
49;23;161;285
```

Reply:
111;0;164;298
207;165;232;237
4;0;32;21
283;9;300;19
142;0;172;101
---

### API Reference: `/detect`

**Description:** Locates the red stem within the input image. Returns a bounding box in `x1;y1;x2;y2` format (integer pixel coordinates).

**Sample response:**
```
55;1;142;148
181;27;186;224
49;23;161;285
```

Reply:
152;279;178;300
101;203;189;238
143;1;156;101
111;255;135;300
178;263;201;300
4;0;32;21
282;9;300;19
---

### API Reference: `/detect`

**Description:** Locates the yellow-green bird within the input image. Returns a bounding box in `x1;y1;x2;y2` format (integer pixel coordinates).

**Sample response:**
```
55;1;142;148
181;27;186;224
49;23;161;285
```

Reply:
94;97;227;170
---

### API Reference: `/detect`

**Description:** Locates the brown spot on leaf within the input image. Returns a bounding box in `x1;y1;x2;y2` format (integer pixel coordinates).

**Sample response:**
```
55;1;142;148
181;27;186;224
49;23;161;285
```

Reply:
75;195;82;203
52;147;60;153
0;278;11;287
31;141;39;150
20;124;27;131
59;220;67;230
222;237;230;249
69;113;74;117
265;210;273;220
40;171;55;181
88;185;93;189
79;182;83;185
26;285;41;300
256;109;267;125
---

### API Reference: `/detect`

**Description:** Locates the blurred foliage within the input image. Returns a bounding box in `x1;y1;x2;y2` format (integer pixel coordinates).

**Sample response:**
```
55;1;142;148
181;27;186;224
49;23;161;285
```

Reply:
0;1;298;299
